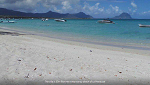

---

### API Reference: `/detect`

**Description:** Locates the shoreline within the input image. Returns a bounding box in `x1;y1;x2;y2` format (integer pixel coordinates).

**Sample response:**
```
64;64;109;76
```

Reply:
1;22;150;50
0;28;150;85
0;27;150;56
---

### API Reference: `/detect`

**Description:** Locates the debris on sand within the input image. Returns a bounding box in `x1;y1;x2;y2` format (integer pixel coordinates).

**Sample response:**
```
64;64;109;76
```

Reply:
70;69;72;71
24;73;29;78
118;71;122;73
34;68;37;71
17;60;21;61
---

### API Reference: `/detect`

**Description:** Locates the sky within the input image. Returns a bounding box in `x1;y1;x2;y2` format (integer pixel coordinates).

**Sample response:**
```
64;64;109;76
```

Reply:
0;0;150;19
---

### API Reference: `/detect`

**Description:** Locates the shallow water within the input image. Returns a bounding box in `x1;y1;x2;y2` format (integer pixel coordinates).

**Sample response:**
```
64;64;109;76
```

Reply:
0;19;150;50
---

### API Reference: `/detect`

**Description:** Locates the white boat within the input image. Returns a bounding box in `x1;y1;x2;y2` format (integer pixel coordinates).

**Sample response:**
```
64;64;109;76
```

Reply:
0;21;16;23
139;24;150;27
54;19;67;22
8;21;16;23
98;20;115;24
42;18;48;21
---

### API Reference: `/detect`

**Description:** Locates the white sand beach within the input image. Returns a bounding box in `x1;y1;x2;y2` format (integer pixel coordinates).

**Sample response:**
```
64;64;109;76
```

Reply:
0;29;150;85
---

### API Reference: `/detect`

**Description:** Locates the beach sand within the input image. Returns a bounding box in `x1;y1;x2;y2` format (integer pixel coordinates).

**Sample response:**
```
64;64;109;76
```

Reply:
0;29;150;85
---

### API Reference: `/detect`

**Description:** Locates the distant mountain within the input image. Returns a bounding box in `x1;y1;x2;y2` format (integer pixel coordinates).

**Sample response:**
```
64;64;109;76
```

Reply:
113;12;132;19
0;8;93;19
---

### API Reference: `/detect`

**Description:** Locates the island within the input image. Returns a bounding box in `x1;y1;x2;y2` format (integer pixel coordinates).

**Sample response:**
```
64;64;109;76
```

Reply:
112;12;132;19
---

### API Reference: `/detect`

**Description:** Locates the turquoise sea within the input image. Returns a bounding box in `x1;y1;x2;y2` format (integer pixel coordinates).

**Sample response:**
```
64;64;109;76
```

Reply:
0;19;150;50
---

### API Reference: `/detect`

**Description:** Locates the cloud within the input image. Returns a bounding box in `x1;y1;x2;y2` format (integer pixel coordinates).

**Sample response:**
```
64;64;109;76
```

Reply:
40;0;81;13
106;4;122;15
0;0;124;18
141;11;150;14
82;2;122;18
131;1;137;8
0;0;40;12
83;2;104;15
110;5;119;12
62;1;72;12
0;0;80;13
81;0;126;2
0;0;24;4
128;1;137;15
109;0;126;3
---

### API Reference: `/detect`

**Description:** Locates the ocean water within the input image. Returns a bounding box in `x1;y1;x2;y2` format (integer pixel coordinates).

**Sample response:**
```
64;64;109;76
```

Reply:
0;19;150;50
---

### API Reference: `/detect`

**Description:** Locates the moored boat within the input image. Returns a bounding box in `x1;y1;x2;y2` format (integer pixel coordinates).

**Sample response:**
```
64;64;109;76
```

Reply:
98;19;115;24
42;18;48;21
0;21;16;23
8;21;16;23
139;24;150;27
54;19;67;22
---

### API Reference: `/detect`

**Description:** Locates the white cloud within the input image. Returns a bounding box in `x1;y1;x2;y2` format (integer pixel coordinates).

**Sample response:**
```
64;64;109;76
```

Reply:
42;0;80;13
110;5;119;12
82;2;122;18
141;10;150;14
50;5;61;13
62;1;72;12
0;0;80;13
106;5;122;15
129;1;137;15
131;1;137;8
83;2;104;15
0;0;124;18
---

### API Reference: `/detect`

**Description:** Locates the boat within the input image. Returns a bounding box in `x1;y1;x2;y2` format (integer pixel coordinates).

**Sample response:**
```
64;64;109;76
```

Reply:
42;18;48;21
54;19;67;22
98;19;115;24
8;21;16;23
42;19;45;21
139;24;150;27
0;21;16;23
